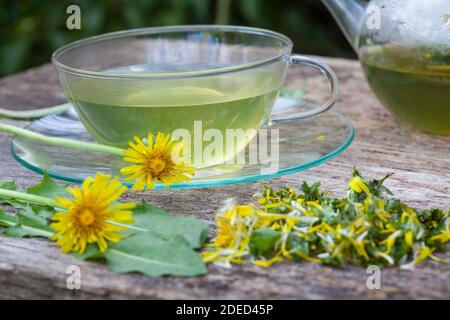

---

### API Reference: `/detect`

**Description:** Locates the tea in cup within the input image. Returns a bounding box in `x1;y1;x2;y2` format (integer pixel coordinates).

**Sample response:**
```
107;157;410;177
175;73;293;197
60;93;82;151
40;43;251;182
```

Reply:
53;26;338;167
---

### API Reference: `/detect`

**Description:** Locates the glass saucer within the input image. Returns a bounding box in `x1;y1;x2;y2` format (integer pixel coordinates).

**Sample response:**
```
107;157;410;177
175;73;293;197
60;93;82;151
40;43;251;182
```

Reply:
11;98;354;189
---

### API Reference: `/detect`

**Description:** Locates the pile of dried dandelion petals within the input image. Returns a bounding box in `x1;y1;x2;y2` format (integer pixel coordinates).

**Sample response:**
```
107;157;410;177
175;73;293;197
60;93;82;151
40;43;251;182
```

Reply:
202;170;449;270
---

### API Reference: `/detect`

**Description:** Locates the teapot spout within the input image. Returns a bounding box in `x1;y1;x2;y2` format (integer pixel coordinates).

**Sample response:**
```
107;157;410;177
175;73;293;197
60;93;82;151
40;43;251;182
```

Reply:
321;0;367;51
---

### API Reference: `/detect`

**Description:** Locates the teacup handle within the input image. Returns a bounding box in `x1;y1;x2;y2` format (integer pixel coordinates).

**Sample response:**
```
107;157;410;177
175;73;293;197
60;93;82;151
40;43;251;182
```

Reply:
272;55;339;121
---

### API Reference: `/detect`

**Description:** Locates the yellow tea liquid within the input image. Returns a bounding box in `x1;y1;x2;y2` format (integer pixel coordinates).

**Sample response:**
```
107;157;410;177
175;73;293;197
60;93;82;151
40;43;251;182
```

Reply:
361;45;450;135
65;67;280;165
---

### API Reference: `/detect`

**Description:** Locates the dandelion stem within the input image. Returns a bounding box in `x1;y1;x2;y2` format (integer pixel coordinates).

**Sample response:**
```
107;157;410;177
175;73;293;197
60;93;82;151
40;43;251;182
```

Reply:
0;189;146;234
24;226;54;238
0;103;70;120
0;188;149;232
0;188;63;208
0;215;54;238
0;122;124;156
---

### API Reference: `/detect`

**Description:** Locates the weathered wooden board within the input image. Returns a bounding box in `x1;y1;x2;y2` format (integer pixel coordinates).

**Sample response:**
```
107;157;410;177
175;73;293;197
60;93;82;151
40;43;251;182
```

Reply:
0;57;449;299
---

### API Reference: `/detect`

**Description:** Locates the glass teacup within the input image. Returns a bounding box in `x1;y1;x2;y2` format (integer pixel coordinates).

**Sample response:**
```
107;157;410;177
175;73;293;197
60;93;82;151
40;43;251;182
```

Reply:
52;25;338;167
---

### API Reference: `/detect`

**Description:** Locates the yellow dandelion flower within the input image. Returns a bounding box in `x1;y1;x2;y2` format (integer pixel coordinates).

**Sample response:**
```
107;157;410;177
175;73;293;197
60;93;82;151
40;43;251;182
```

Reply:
215;216;235;248
120;132;195;191
202;204;257;265
349;176;370;194
214;205;256;250
50;173;135;253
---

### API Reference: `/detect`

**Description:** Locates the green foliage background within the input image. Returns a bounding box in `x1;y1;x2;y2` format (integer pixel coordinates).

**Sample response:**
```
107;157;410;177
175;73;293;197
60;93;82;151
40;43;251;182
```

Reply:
0;0;355;77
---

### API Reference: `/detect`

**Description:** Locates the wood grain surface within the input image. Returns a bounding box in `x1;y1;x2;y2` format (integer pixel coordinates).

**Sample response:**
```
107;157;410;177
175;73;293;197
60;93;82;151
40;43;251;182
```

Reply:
0;57;449;299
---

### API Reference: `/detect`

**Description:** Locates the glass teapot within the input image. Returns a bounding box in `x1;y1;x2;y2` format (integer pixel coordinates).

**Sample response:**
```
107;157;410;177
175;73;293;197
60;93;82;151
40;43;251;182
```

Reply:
322;0;450;135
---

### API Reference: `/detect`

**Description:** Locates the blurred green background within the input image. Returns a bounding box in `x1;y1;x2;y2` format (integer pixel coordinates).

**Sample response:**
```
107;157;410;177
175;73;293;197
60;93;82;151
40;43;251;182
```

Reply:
0;0;355;77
